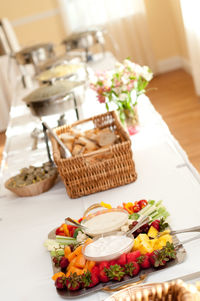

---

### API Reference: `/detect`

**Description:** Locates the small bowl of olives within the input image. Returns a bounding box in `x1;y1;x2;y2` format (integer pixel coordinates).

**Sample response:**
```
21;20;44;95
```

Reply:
5;162;58;197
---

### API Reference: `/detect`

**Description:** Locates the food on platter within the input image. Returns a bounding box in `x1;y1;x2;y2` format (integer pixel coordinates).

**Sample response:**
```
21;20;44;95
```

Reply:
83;235;133;261
44;199;186;296
6;162;57;188
59;127;120;156
23;81;83;103
81;209;129;236
5;162;58;197
36;63;82;82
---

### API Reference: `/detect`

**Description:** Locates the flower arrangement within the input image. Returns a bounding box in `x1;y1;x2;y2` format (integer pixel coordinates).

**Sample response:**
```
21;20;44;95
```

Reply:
90;59;153;125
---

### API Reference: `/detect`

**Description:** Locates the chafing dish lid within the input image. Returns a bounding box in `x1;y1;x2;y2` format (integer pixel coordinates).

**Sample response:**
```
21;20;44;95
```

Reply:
23;80;83;103
16;43;54;56
36;63;82;82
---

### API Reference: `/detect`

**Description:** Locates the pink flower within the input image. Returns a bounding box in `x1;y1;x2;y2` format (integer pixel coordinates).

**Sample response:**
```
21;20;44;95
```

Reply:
97;95;106;103
127;82;134;91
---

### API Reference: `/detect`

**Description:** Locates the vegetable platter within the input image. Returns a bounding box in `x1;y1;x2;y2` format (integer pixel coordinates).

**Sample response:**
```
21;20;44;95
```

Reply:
44;199;186;299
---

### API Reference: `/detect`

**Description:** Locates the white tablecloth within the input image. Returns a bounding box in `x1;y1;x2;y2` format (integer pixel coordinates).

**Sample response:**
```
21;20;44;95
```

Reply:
1;59;200;301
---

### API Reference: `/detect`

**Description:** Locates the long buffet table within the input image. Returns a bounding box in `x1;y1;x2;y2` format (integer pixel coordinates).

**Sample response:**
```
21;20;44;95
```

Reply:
1;56;200;301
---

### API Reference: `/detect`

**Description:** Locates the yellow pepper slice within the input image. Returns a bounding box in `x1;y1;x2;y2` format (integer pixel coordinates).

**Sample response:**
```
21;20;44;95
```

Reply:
100;201;112;209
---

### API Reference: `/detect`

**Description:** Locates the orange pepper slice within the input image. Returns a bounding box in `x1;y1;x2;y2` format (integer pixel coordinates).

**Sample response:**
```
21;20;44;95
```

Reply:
52;272;65;281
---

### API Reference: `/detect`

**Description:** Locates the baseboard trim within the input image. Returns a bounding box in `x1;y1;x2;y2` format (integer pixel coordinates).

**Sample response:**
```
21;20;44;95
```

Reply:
156;56;191;74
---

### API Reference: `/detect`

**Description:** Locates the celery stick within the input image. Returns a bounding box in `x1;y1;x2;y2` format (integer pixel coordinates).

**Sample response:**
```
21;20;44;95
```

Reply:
56;235;75;240
140;205;157;217
138;204;151;216
56;236;77;245
155;200;163;207
58;239;77;246
151;211;169;221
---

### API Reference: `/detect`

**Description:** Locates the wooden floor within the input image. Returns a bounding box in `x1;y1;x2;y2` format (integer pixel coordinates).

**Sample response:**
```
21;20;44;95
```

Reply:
0;69;200;172
147;69;200;172
0;131;6;164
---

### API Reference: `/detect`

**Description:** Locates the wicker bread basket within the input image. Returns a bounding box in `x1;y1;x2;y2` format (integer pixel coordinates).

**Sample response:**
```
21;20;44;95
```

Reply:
106;280;200;301
51;111;137;198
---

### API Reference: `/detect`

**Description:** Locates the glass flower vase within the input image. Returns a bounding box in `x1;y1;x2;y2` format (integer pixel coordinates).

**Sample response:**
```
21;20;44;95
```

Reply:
123;107;139;128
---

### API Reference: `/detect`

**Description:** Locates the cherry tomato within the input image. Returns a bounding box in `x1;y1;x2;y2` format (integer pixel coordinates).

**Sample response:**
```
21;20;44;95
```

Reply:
138;199;148;209
132;204;140;213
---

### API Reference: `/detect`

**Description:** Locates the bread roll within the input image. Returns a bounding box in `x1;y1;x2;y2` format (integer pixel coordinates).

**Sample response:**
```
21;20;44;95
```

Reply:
84;128;100;141
76;137;99;152
72;144;85;156
96;128;117;147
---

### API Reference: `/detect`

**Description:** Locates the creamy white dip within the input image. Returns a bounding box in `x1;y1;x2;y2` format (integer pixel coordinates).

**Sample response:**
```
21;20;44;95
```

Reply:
84;235;133;257
83;211;128;236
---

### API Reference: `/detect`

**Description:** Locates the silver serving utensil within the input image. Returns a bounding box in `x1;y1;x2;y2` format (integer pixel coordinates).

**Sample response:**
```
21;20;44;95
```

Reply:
175;233;200;249
157;225;200;238
42;121;71;158
65;217;88;231
170;225;200;235
126;216;150;237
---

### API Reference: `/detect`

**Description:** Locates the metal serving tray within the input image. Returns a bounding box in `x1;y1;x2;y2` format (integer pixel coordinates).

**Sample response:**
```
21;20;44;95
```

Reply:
48;228;186;299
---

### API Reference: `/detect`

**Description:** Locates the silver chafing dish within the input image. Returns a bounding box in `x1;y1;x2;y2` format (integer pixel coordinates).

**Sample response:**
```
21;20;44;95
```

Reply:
23;80;84;159
62;28;105;61
15;43;55;73
36;53;83;72
23;80;84;118
36;62;86;86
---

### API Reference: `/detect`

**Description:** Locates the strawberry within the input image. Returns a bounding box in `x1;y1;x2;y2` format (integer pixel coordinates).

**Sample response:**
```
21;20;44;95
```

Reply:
106;264;125;281
149;251;166;267
137;254;150;269
125;262;140;277
117;253;127;267
127;251;141;263
99;267;110;283
151;220;160;231
99;261;109;271
66;273;81;291
159;218;169;232
99;268;110;283
88;273;99;287
81;271;91;288
55;276;66;290
91;266;100;278
81;270;99;288
109;260;118;267
98;261;110;282
149;242;176;268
